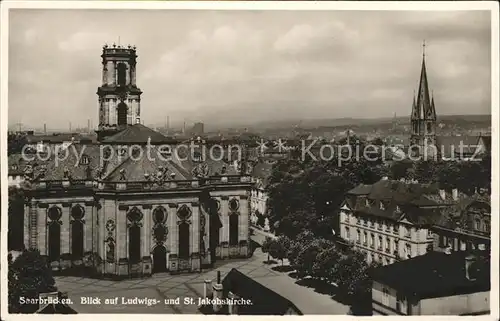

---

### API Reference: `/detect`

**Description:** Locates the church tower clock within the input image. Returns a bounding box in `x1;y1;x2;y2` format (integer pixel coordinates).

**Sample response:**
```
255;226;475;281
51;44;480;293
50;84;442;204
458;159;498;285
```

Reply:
96;43;142;141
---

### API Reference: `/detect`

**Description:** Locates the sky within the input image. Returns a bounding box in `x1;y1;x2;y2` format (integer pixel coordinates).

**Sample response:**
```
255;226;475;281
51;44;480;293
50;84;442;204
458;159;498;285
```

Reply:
8;9;491;130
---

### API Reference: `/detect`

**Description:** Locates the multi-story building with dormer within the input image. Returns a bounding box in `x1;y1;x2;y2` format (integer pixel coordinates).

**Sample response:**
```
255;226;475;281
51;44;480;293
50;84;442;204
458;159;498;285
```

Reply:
338;178;456;265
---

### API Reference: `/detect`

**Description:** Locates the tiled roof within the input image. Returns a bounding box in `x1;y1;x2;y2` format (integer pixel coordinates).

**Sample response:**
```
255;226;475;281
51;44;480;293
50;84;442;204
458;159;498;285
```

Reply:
42;144;101;180
347;179;454;225
102;124;171;144
221;268;302;315
104;146;191;181
435;136;482;158
372;251;490;299
9;143;239;182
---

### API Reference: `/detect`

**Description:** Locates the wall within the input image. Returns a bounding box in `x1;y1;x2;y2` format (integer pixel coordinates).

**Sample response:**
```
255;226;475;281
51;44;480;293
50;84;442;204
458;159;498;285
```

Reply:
339;205;432;265
420;291;490;315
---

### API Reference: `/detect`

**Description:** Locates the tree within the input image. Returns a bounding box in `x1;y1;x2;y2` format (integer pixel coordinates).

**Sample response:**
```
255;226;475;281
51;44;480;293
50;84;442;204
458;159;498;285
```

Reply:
268;236;291;266
8;249;58;313
255;210;266;228
287;231;314;268
261;237;274;264
312;244;342;282
389;160;413;180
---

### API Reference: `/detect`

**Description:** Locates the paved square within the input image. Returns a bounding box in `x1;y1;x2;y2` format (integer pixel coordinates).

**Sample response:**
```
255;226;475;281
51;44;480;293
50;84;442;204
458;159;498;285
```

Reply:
55;235;350;314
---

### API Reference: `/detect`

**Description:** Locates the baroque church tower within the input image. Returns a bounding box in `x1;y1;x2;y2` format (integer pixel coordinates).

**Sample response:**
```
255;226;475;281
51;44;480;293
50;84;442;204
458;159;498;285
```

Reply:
410;43;437;152
96;43;142;141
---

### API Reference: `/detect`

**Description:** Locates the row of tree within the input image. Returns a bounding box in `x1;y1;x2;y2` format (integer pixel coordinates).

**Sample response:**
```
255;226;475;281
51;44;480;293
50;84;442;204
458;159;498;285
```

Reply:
261;233;378;315
266;141;490;239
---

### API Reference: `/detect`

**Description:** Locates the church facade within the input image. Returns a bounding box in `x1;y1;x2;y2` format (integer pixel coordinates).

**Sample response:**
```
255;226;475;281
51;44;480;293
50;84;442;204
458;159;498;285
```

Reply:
10;44;253;278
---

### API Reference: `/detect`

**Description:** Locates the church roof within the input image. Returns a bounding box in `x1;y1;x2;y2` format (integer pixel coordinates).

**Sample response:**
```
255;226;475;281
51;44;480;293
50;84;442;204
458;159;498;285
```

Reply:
372;251;490;300
102;124;171;144
220;268;302;315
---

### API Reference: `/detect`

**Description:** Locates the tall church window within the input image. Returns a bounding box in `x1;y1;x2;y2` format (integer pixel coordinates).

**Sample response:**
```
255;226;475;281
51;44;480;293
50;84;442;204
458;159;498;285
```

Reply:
426;122;432;133
117;63;127;87
229;213;239;246
48;207;62;262
127;208;143;264
177;205;191;260
178;222;190;259
70;205;85;259
117;102;128;126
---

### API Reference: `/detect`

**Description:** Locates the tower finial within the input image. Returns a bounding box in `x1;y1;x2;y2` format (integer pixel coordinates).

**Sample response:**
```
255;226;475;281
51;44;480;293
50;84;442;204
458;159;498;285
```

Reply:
422;39;426;58
118;36;120;46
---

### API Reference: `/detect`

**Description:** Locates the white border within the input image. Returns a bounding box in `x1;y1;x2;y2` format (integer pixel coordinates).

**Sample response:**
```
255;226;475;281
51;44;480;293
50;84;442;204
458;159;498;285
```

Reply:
0;1;498;321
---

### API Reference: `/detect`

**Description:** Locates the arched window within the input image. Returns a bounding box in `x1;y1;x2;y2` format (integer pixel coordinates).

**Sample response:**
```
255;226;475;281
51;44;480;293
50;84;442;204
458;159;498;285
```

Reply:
129;225;141;263
229;213;239;246
117;63;127;87
475;218;481;231
48;207;62;262
71;205;85;259
484;220;490;233
117;102;128;126
178;222;190;259
127;208;143;264
153;207;168;244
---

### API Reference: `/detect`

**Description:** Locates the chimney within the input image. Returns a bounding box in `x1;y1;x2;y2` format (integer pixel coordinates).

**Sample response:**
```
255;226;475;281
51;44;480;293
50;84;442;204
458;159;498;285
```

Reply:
465;254;477;281
439;189;446;200
452;188;458;201
203;279;212;299
228;291;239;315
212;271;223;312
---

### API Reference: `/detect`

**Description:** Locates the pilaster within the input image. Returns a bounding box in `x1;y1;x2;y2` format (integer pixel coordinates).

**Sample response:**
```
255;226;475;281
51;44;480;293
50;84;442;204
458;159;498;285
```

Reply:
24;203;30;248
169;203;178;255
84;202;94;252
99;200;106;260
191;202;200;254
37;205;47;255
117;204;127;259
61;203;71;254
142;204;152;257
238;196;249;242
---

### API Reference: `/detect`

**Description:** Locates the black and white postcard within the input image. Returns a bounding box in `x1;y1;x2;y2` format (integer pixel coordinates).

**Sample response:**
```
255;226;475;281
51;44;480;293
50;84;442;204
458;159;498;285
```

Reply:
1;0;498;318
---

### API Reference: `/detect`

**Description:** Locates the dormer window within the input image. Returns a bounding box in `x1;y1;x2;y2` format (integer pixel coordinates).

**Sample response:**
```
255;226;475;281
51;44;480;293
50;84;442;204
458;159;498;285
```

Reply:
380;201;385;210
118;147;126;157
11;164;18;171
395;205;401;213
365;199;370;207
80;155;90;165
159;148;172;160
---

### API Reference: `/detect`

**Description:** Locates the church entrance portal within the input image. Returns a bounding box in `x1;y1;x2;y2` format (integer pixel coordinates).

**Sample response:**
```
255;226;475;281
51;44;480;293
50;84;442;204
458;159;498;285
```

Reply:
152;245;167;273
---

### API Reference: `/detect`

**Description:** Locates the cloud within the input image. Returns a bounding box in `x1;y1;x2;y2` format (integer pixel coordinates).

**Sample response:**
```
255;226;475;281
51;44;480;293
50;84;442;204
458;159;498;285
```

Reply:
8;9;491;130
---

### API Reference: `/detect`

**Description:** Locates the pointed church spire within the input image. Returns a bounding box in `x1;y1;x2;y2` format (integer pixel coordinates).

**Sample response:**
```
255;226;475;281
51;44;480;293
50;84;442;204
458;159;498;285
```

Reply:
416;41;432;120
411;90;418;120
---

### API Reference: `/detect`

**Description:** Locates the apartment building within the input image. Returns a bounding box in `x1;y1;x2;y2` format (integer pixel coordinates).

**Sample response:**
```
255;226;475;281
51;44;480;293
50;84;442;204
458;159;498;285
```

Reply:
339;178;455;265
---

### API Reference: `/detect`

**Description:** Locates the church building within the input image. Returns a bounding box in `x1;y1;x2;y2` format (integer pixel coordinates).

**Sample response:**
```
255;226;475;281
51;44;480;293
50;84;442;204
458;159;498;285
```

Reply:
409;44;437;157
9;44;253;278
